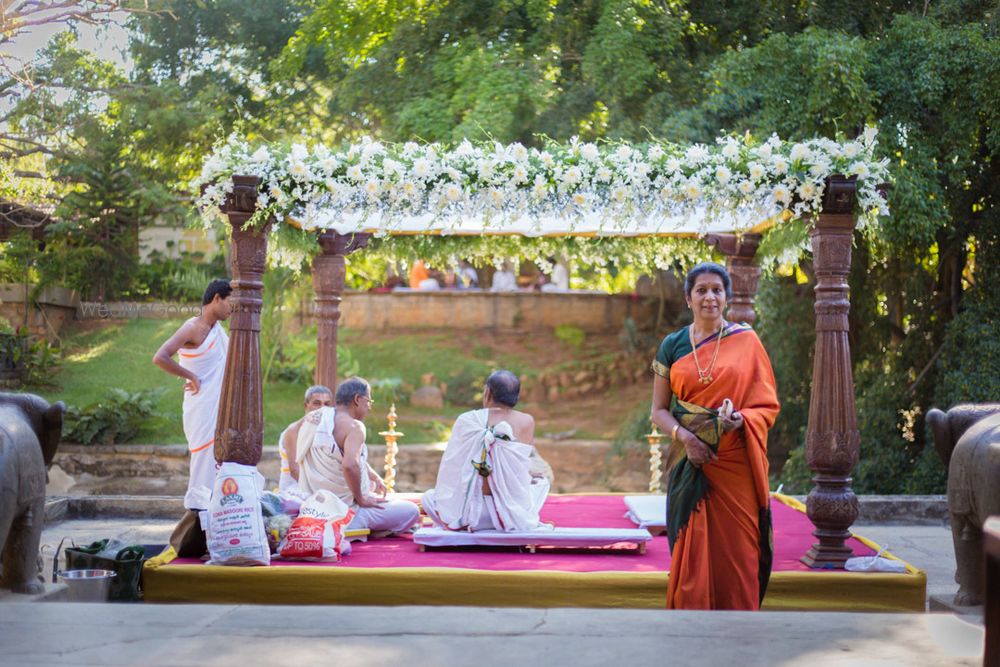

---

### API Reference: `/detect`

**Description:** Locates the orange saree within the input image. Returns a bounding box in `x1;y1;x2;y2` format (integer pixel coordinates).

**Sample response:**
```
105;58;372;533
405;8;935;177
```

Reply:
653;322;780;610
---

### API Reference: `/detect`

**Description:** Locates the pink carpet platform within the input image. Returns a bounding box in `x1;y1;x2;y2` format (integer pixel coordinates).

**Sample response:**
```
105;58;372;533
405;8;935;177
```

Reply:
143;494;926;611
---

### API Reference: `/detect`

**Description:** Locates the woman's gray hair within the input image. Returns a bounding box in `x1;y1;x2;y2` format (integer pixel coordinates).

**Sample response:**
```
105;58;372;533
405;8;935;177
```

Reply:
684;261;732;300
335;377;371;406
304;385;333;402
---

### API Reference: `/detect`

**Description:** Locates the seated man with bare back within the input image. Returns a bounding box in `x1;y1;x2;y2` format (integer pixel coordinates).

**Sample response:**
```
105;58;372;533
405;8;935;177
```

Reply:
422;370;551;532
153;279;231;511
295;377;420;535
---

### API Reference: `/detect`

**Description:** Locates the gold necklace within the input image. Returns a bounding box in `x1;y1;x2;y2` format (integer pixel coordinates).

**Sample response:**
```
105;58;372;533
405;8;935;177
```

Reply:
689;320;724;384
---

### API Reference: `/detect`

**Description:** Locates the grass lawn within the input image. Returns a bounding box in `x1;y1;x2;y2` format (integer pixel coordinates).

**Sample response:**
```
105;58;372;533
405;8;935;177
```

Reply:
36;318;643;445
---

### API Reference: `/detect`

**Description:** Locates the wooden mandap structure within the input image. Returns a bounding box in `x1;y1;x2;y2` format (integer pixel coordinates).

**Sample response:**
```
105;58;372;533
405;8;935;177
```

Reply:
213;172;867;570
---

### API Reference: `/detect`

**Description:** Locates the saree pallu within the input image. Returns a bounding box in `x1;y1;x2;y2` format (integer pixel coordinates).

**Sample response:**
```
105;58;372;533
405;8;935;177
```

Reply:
662;324;779;610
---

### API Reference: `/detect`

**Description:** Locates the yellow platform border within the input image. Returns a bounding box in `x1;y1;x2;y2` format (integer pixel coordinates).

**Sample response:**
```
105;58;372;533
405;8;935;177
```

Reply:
144;493;926;611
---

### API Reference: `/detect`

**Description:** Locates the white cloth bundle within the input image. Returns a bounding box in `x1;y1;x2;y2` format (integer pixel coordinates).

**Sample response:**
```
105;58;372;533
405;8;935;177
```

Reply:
423;409;549;532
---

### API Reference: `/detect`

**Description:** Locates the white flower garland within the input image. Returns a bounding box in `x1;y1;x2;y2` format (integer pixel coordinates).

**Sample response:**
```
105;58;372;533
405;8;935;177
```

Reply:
193;129;890;239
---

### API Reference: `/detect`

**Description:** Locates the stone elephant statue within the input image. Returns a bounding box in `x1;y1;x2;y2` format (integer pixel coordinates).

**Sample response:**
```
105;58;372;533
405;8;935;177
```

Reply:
927;403;1000;606
0;392;64;594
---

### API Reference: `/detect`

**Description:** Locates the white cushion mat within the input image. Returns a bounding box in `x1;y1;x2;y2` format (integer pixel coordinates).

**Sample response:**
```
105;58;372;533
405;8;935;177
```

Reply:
413;526;652;549
623;495;667;529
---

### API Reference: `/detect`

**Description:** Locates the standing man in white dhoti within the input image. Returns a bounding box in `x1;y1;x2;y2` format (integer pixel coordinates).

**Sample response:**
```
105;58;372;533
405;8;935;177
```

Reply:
296;377;419;535
277;385;333;493
153;279;231;512
422;370;551;532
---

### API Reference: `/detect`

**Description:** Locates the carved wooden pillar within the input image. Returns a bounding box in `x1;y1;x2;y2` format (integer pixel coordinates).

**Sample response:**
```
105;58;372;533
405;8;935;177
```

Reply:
704;233;762;325
215;175;271;466
313;231;369;389
801;176;860;569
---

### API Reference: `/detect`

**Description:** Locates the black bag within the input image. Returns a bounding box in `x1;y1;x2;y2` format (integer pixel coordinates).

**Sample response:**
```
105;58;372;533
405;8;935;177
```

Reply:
58;539;165;602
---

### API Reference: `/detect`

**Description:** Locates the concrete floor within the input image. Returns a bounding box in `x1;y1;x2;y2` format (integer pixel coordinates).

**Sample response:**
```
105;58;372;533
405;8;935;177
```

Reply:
0;515;977;667
0;603;984;667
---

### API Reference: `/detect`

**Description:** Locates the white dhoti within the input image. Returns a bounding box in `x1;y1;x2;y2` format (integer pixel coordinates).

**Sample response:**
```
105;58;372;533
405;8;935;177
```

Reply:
178;322;228;510
296;407;419;534
347;501;422;534
277;425;295;492
421;409;550;532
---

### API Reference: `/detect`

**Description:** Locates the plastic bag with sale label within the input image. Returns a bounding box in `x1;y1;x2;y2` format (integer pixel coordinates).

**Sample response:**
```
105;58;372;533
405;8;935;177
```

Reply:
206;462;270;566
278;489;355;561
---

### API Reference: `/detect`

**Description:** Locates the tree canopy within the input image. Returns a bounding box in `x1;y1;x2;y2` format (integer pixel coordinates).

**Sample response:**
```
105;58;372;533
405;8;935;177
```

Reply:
3;0;1000;491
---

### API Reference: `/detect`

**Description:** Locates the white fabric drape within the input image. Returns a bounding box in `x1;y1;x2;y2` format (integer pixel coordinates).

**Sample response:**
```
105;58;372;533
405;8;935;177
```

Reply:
423;409;549;532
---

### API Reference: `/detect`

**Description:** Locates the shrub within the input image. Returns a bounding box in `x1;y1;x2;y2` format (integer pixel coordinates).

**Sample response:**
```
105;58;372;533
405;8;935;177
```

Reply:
64;388;162;445
17;334;61;387
371;377;410;406
554;324;586;348
444;367;484;406
131;250;228;302
935;302;1000;408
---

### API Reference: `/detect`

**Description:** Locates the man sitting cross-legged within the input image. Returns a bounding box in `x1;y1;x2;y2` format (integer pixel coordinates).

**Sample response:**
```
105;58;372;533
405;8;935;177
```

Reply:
277;385;334;493
422;370;551;532
296;377;419;535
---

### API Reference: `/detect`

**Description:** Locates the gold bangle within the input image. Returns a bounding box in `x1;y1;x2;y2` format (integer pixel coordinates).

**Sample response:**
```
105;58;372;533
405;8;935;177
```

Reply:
671;424;679;441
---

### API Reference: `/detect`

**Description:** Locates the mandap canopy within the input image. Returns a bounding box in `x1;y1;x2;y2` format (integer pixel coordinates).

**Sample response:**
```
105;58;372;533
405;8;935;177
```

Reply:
195;129;890;569
194;129;888;238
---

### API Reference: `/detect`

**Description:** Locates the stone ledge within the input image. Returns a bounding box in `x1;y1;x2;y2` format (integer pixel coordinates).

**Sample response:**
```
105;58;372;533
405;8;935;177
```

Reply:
57;495;187;520
790;495;948;525
44;497;68;524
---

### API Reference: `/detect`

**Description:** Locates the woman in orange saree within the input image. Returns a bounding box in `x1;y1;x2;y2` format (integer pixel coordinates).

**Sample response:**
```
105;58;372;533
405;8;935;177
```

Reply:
651;262;780;610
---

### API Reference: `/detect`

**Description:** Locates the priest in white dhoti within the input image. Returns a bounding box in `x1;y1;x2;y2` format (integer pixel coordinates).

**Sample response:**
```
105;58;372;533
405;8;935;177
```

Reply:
423;370;551;532
153;279;232;511
296;377;419;535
